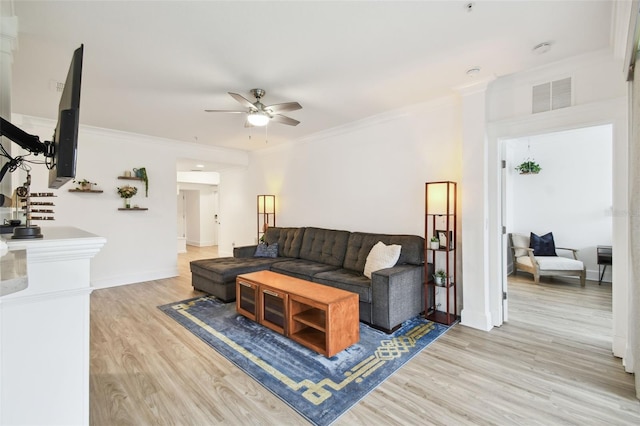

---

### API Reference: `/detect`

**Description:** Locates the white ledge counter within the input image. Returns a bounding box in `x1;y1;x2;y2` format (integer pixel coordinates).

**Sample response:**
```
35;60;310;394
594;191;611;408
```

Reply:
0;226;106;426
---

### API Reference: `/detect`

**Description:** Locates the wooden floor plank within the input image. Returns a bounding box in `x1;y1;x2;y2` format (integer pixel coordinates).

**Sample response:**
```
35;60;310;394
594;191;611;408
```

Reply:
90;247;640;425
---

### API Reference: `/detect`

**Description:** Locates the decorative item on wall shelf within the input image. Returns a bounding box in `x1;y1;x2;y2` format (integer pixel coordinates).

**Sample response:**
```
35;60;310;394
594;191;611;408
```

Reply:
133;167;149;196
515;159;542;175
117;185;137;209
73;178;96;190
70;178;102;193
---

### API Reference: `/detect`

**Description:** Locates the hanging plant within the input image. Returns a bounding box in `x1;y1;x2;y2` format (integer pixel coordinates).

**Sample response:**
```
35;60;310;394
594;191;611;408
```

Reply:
515;160;541;175
134;167;149;197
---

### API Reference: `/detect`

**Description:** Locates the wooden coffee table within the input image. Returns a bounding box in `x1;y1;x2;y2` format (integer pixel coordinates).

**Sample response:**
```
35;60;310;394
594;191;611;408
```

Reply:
236;270;359;357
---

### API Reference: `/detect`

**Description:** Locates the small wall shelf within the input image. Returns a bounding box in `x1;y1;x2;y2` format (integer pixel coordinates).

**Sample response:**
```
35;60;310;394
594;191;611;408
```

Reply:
68;189;103;193
118;207;148;211
117;176;143;181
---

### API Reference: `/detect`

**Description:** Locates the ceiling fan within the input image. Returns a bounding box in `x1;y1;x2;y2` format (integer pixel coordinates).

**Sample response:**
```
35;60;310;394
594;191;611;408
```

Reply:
205;89;302;127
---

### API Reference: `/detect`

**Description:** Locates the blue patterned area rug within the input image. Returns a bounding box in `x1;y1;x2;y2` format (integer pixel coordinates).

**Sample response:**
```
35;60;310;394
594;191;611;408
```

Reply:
159;296;451;425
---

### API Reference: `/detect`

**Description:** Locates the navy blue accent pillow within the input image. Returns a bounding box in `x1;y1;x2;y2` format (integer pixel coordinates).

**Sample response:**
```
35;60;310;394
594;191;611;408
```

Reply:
254;242;278;258
529;232;557;256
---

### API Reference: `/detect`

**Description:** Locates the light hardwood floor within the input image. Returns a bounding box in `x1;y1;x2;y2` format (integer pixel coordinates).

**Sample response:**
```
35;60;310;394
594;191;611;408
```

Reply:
90;247;640;425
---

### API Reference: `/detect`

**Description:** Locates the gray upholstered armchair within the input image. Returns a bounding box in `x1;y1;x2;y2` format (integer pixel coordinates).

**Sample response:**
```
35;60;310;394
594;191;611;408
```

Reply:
509;233;586;287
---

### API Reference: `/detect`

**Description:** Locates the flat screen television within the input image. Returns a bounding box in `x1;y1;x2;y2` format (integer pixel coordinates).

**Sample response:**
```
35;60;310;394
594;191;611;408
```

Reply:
48;44;83;189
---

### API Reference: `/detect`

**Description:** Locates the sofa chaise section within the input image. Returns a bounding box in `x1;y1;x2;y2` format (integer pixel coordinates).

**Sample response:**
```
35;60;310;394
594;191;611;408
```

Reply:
190;257;286;302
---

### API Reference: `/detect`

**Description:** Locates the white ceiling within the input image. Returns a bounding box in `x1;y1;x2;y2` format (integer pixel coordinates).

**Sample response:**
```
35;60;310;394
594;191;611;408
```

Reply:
9;1;614;171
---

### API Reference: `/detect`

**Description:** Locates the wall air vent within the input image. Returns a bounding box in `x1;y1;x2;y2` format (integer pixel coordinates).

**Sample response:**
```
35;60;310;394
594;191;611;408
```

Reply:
532;77;571;113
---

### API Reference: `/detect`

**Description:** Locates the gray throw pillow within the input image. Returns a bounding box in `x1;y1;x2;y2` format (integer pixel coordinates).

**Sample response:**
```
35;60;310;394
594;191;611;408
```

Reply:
254;242;278;258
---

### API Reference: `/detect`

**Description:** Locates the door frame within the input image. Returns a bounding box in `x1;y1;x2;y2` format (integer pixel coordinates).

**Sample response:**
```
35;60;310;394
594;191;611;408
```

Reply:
487;97;628;360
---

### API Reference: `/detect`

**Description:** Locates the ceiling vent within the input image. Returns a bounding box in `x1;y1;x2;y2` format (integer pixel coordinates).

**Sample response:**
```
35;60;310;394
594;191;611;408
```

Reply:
532;77;571;113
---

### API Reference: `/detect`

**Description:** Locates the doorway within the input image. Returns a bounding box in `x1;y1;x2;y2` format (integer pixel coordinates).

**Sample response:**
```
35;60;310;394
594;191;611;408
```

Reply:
503;124;613;281
177;186;219;249
502;125;613;333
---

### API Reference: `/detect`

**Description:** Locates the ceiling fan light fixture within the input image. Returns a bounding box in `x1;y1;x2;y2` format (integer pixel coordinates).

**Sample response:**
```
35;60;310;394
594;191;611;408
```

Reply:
247;111;270;126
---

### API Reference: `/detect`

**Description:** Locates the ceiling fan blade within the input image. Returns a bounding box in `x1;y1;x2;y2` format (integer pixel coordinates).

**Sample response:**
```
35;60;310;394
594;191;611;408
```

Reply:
271;114;300;126
229;92;256;109
266;102;302;114
204;109;245;113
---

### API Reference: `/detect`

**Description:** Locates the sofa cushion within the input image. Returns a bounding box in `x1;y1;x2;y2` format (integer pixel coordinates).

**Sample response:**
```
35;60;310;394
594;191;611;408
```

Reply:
298;227;350;267
270;258;340;281
343;232;424;272
516;256;583;271
190;257;287;283
264;227;305;258
313;269;372;303
254;242;278;258
363;241;401;279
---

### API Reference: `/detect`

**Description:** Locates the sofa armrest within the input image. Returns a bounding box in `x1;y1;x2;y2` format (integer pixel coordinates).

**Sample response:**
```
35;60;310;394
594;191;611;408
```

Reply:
234;245;257;258
370;264;424;331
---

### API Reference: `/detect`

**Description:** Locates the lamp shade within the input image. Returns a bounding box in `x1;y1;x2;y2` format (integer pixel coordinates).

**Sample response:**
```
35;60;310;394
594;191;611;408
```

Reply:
257;195;275;214
426;181;456;215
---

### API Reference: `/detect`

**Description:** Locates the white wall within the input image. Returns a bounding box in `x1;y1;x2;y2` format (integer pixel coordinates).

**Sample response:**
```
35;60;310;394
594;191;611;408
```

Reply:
218;97;462;257
488;50;627;122
9;114;247;288
506;125;613;281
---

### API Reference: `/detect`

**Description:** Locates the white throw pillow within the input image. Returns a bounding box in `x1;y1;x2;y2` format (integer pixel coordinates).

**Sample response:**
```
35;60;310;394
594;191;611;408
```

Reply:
363;241;402;279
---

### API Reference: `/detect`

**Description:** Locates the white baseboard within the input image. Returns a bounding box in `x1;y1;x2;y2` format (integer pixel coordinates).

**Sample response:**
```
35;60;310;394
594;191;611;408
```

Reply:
91;267;178;289
460;308;493;331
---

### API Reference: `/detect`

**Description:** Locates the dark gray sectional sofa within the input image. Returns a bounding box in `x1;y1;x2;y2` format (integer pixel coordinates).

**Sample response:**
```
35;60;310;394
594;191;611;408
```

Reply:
190;226;427;332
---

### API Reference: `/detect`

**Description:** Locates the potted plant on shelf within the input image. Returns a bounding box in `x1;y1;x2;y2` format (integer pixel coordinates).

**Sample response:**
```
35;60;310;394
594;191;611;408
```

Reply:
117;185;138;208
515;160;541;175
430;236;439;250
433;270;448;286
73;178;97;191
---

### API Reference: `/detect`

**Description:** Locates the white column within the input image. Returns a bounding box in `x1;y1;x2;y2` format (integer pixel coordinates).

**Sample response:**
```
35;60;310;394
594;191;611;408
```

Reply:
458;80;494;331
0;227;106;426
